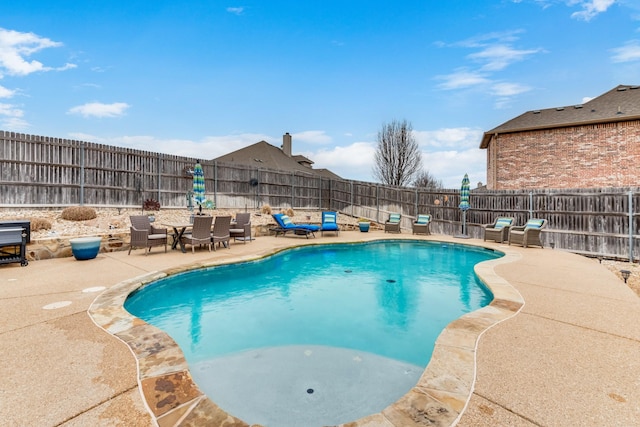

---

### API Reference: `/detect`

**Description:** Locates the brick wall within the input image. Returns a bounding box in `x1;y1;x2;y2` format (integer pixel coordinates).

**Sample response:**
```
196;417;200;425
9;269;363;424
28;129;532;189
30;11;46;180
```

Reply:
486;119;640;189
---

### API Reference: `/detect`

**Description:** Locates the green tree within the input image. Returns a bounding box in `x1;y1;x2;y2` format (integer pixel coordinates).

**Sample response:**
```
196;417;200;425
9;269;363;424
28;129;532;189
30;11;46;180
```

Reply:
373;119;422;186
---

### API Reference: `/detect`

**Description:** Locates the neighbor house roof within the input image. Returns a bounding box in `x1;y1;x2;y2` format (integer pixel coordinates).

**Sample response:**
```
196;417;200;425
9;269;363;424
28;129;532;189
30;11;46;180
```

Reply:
213;140;342;179
480;85;640;148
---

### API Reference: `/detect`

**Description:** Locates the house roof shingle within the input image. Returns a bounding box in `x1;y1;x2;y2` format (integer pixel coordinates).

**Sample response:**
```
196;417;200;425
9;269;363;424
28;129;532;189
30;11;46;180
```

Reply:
480;85;640;148
213;140;342;179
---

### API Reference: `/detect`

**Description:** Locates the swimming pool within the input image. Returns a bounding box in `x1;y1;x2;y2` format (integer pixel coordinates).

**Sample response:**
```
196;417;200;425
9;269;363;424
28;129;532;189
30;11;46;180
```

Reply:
124;240;501;426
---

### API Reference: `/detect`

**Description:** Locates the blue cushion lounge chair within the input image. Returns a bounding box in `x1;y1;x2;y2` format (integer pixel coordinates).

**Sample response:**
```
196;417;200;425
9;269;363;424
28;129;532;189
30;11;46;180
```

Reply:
385;213;401;233
271;213;320;238
412;214;431;235
321;211;339;236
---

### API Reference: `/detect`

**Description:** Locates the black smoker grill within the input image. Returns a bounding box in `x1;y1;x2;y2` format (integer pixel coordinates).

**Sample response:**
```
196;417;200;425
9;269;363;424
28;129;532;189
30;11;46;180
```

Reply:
0;220;31;267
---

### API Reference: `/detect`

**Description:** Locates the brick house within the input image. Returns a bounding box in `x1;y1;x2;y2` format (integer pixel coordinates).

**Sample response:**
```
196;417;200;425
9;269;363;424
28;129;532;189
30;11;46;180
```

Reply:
480;85;640;190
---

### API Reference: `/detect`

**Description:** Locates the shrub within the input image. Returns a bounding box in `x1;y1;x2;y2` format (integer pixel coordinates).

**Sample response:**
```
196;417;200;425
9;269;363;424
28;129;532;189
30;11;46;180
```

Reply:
143;199;160;211
61;206;98;221
261;204;272;215
29;217;52;231
284;207;295;217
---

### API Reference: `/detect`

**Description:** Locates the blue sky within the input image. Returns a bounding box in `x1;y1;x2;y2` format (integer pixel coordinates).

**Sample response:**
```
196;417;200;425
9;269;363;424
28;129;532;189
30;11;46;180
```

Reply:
1;1;639;187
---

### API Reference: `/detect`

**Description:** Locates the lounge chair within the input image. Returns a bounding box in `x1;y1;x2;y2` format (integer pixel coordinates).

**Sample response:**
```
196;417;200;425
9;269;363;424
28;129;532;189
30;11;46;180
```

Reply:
212;215;231;250
412;214;431;235
181;215;213;253
271;213;319;238
483;217;515;243
508;218;547;248
230;212;252;243
385;213;401;233
128;215;168;255
320;211;339;236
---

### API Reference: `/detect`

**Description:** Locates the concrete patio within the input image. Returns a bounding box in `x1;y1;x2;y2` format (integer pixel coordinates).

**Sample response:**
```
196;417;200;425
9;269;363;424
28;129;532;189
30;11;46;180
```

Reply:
1;230;639;426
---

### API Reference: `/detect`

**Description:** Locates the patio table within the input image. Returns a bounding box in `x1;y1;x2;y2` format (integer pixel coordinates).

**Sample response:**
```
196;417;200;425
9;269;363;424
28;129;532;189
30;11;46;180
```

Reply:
162;221;193;253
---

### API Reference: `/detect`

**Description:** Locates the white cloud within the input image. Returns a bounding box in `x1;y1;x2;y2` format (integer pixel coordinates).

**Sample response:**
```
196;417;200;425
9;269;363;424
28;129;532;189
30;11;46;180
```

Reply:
491;82;532;96
469;45;544;71
67;132;272;160
436;31;541;104
68;102;130;118
305;141;377;180
0;101;27;130
424;148;487;189
0;85;16;98
226;7;244;15
570;0;616;21
0;116;28;130
0;102;23;118
414;127;483;149
436;70;491;90
0;27;74;77
292;130;332;145
610;40;640;62
453;30;525;49
412;127;486;188
306;127;487;186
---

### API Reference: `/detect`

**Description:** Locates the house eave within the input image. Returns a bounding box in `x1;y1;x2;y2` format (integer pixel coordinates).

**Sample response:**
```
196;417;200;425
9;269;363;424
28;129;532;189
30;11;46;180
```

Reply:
479;114;640;149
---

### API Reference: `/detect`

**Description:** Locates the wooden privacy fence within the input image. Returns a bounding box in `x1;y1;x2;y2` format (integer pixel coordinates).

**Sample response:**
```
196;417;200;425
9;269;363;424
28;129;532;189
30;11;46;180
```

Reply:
1;131;639;260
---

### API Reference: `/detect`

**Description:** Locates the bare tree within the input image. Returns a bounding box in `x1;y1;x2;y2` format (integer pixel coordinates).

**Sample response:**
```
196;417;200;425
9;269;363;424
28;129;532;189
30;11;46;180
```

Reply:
373;119;422;186
414;170;443;189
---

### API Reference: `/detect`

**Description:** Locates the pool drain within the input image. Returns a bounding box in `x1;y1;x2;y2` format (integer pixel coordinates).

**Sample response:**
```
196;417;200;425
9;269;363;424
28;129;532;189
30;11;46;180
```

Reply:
344;270;352;273
307;388;314;394
386;279;396;283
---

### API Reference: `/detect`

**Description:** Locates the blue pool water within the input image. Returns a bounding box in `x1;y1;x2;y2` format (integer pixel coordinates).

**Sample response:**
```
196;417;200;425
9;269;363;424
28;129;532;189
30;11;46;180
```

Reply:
125;240;500;426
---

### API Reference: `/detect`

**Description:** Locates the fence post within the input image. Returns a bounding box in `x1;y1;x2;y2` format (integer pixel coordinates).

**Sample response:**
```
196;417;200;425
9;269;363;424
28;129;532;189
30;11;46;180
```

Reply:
376;185;380;223
291;172;295;208
629;191;633;262
415;188;418;219
350;181;354;217
256;168;260;209
157;153;161;203
214;161;218;209
80;142;85;205
529;191;533;219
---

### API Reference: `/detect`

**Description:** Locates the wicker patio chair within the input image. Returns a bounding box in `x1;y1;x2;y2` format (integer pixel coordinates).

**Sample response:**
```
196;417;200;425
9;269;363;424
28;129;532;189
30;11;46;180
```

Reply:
181;215;213;253
229;213;252;243
212;215;232;250
385;213;401;233
508;218;547;248
128;215;167;255
412;214;431;235
483;217;515;243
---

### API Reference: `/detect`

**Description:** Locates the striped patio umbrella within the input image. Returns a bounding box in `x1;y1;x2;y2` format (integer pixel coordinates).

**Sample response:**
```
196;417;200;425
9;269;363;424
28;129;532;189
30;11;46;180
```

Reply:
459;173;470;211
192;161;205;213
457;173;471;238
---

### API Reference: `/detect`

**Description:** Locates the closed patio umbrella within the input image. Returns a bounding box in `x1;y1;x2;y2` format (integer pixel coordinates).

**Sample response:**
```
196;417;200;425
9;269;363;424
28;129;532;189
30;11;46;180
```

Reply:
456;173;471;238
193;160;205;214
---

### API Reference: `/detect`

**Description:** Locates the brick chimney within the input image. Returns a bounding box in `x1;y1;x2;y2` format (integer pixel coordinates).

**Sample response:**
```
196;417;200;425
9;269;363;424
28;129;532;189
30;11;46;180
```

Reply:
281;132;292;157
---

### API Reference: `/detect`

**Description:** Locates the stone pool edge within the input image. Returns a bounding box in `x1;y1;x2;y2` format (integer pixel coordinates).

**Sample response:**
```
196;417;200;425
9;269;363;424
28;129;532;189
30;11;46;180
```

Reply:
87;242;523;427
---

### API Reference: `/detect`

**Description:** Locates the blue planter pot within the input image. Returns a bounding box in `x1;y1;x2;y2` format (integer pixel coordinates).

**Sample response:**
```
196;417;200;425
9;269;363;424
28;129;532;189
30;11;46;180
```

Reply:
70;237;102;260
358;222;370;232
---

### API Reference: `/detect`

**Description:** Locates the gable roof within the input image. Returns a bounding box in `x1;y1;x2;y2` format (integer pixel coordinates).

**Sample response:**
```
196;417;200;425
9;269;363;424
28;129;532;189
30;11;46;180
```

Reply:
213;140;342;179
480;85;640;148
